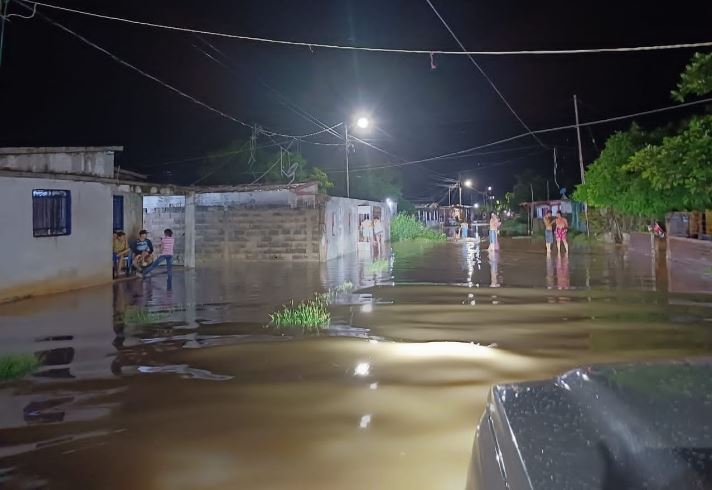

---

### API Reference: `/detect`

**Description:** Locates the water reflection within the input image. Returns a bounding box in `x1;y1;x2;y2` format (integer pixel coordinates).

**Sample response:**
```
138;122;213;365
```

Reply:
488;250;501;288
0;239;711;489
556;253;570;290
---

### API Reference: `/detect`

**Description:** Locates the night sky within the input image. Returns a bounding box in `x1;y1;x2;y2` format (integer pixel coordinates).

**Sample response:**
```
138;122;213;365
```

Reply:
1;0;710;200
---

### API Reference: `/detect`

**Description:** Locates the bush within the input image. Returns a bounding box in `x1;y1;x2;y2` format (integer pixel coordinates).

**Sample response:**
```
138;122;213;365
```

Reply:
391;213;446;241
0;354;41;381
499;219;529;236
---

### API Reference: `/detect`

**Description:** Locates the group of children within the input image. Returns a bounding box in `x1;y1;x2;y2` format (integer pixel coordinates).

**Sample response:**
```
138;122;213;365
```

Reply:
112;228;175;278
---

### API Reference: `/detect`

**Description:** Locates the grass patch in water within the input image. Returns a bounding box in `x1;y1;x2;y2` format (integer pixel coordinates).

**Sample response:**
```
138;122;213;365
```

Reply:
0;354;41;381
123;307;170;325
367;258;390;274
270;294;330;329
334;281;354;293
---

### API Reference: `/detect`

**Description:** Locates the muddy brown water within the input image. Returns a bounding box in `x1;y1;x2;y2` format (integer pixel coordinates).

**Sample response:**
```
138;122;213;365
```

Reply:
1;239;712;489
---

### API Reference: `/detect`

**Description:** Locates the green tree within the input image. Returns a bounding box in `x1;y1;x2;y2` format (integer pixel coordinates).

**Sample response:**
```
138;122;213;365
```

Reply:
197;139;332;191
350;167;404;202
303;166;334;193
626;115;712;211
574;51;712;222
672;52;712;102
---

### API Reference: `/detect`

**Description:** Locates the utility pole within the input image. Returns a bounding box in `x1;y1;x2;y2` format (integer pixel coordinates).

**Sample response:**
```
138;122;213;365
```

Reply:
344;123;350;198
574;94;591;236
0;0;9;70
574;95;586;185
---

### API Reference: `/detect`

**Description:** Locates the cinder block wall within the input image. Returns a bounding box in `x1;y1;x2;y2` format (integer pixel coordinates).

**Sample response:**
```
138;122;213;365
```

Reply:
143;207;186;264
195;207;323;263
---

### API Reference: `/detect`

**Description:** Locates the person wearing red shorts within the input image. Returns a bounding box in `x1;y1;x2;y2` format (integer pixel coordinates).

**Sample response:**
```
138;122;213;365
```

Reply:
554;211;569;254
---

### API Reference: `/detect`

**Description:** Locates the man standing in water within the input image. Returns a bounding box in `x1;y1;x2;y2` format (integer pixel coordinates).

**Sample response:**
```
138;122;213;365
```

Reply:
488;212;501;251
555;210;569;254
543;209;555;254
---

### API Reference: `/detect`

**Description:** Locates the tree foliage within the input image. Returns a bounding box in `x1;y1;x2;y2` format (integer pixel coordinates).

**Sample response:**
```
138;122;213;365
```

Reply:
349;167;404;202
197;139;333;192
626;115;712;210
672;52;712;102
574;52;712;217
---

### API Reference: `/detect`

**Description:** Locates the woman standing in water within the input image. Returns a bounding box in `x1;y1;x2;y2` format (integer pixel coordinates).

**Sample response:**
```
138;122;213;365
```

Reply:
555;210;569;254
488;212;501;251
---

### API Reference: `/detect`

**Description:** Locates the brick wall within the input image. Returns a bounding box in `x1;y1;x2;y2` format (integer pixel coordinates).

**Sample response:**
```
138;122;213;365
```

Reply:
143;207;186;264
195;207;323;263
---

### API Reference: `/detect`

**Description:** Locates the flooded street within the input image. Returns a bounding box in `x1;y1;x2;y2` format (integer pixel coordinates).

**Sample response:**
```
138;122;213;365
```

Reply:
2;239;712;490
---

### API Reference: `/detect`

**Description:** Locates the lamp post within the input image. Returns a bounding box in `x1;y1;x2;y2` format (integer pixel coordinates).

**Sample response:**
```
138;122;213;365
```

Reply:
344;115;371;198
458;178;473;206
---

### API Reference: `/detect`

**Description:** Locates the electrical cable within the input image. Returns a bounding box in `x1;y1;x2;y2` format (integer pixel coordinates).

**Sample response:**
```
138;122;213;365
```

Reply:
22;1;712;57
191;36;346;142
424;0;547;149
16;1;346;143
327;95;712;173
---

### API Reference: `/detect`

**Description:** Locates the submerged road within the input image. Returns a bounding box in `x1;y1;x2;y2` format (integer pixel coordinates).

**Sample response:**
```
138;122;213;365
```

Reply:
1;239;711;489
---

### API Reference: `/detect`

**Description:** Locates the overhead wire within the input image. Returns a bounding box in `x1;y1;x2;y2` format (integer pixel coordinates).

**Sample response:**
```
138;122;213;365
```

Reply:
15;1;347;145
328;95;712;173
191;36;346;143
21;1;712;56
424;0;547;149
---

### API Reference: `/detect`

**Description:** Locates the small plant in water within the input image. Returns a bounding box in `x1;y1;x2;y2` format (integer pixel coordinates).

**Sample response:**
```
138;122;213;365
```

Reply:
0;354;41;382
270;294;331;329
334;281;354;293
123;307;170;325
367;258;390;274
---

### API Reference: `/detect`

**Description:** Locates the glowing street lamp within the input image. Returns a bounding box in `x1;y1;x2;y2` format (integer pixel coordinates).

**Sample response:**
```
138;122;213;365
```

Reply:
464;179;473;188
487;186;493;192
356;116;370;130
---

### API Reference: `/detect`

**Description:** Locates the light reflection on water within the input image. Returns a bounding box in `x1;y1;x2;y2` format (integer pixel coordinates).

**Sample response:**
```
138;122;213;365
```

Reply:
0;239;711;489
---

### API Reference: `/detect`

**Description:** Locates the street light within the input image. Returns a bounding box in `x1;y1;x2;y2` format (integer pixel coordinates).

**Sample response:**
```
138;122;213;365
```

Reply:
464;179;473;188
344;114;372;198
487;186;493;192
474;203;480;209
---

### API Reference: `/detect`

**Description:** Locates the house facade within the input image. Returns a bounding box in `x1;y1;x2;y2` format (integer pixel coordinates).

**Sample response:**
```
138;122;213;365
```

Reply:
0;147;394;302
0;147;142;302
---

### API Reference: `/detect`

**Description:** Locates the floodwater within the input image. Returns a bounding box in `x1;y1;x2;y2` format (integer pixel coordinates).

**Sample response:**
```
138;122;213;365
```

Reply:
1;238;712;489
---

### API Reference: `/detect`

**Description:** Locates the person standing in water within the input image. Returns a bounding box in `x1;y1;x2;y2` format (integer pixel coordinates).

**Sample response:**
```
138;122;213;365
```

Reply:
555;210;569;254
543;209;555;254
488;212;501;251
361;216;373;243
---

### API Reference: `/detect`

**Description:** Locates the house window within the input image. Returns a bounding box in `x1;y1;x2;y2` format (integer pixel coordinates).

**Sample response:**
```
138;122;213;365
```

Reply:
113;195;124;231
32;190;71;237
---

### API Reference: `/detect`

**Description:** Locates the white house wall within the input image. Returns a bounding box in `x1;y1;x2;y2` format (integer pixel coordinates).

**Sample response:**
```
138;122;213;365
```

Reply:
0;147;117;178
0;176;112;302
323;197;393;260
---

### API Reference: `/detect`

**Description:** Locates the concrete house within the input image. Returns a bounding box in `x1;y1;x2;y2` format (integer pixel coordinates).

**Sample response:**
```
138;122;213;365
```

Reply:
0;147;394;303
0;147;146;302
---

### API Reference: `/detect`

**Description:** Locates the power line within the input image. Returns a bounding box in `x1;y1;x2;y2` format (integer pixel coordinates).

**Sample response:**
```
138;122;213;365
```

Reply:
327;95;712;173
424;0;547;149
22;1;712;57
16;1;344;143
191;36;346;143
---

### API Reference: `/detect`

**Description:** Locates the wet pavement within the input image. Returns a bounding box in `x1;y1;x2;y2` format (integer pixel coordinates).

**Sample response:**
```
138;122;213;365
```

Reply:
1;238;712;489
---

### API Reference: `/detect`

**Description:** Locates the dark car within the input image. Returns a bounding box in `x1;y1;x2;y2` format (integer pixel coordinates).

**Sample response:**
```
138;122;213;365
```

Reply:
467;358;712;490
